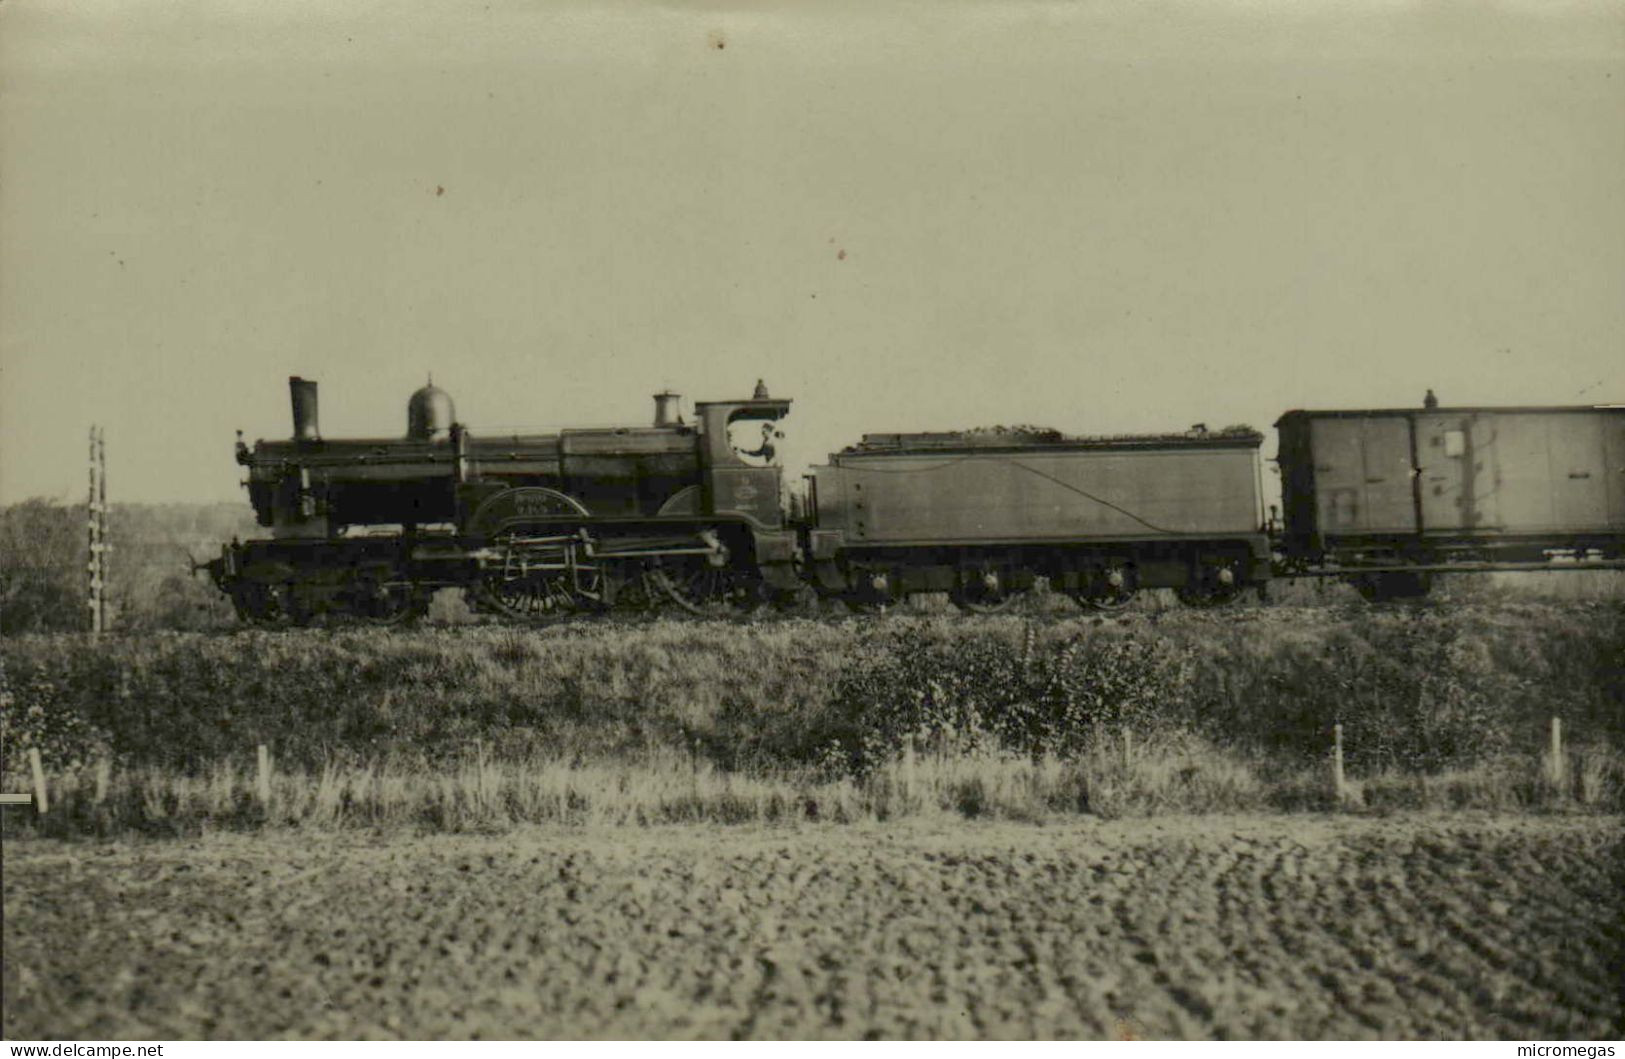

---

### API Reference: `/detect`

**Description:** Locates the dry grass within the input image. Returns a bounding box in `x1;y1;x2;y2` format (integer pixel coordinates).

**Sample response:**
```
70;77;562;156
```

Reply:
8;733;1619;839
5;600;1621;836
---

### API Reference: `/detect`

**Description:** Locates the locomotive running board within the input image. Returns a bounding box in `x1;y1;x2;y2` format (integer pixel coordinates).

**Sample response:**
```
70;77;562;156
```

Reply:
464;544;722;562
462;534;726;563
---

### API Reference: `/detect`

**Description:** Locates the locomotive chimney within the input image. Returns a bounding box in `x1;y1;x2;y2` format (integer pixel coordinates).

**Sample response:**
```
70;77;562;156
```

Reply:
289;376;320;441
652;390;683;428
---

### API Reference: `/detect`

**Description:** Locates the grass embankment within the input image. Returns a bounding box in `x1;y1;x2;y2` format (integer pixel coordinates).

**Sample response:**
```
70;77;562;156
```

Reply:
3;602;1622;834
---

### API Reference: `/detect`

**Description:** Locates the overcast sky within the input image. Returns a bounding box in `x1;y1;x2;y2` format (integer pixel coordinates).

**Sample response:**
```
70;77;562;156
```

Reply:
2;0;1622;504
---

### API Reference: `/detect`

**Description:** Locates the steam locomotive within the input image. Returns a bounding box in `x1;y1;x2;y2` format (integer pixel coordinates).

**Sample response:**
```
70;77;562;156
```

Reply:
206;377;1625;623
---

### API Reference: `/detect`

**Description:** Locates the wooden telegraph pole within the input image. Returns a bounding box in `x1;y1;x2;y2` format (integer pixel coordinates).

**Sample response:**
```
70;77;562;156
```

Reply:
87;426;109;634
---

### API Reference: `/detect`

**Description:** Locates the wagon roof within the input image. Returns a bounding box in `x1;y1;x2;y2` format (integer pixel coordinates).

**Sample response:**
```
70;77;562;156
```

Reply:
1276;405;1623;425
837;427;1265;457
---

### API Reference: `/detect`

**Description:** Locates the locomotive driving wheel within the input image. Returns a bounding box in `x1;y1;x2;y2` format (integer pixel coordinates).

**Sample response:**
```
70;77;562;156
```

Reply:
469;486;605;622
475;545;607;622
477;570;578;621
606;562;664;616
652;557;768;617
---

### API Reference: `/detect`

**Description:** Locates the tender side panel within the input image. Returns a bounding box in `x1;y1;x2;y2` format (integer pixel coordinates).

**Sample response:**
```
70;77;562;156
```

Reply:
820;447;1261;545
1307;416;1417;536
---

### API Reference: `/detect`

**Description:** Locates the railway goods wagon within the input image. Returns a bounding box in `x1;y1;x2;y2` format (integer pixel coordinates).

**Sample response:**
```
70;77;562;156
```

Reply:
1275;404;1625;599
803;428;1271;610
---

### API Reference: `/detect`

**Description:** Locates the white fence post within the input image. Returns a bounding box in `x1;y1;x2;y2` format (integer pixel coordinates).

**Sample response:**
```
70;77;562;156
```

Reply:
1547;716;1565;791
256;744;272;806
28;748;48;815
1332;723;1346;803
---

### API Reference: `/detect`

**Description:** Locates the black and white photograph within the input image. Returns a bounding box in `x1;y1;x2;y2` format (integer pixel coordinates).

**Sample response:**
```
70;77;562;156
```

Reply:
2;0;1622;1044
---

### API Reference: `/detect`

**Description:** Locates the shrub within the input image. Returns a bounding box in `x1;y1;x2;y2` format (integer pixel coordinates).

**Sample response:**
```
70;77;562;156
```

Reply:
2;604;1619;790
815;623;1194;775
0;668;111;772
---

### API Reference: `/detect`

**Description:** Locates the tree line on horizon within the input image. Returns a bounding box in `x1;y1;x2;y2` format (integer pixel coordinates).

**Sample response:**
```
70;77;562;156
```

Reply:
0;499;256;634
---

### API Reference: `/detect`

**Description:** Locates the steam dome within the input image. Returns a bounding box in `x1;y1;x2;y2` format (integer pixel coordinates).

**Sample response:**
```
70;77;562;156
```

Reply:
407;379;456;441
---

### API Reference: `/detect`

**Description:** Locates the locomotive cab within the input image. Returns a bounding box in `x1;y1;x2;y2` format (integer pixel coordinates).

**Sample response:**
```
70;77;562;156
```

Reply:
696;380;792;531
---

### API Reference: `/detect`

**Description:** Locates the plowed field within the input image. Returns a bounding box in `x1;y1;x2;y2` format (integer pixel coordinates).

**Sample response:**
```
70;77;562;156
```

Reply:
4;815;1620;1039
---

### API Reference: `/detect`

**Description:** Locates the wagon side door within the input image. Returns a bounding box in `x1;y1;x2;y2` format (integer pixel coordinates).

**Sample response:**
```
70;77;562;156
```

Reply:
1415;413;1501;533
1549;413;1611;531
1308;415;1417;536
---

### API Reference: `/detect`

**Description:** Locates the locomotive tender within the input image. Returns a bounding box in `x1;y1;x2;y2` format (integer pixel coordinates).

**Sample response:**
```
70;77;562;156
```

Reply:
207;377;1625;622
804;428;1271;610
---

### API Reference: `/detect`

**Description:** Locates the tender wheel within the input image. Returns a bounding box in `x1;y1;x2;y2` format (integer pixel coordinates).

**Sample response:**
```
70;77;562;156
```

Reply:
1070;561;1138;611
1175;558;1245;608
842;569;897;615
653;557;768;617
950;567;1020;614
